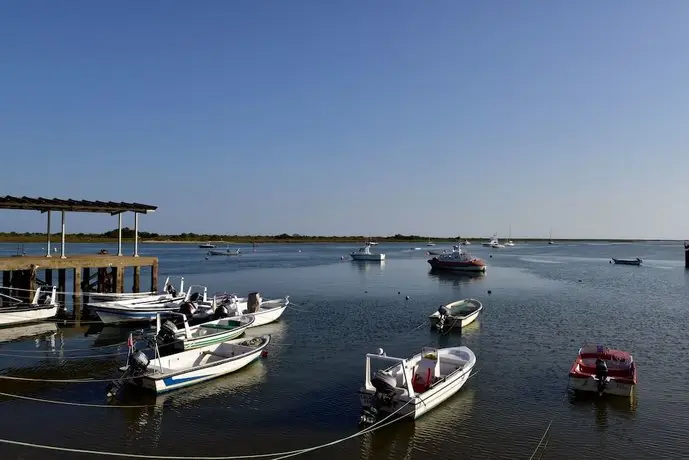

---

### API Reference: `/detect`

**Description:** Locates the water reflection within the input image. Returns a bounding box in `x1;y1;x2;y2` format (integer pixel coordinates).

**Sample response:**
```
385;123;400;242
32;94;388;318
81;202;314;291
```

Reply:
359;388;476;459
428;269;486;287
351;260;386;273
0;322;58;344
568;390;638;432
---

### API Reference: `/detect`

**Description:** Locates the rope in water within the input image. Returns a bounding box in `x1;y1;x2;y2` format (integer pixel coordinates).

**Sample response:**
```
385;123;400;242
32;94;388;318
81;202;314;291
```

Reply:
526;377;571;460
0;368;481;459
0;349;128;359
0;391;155;409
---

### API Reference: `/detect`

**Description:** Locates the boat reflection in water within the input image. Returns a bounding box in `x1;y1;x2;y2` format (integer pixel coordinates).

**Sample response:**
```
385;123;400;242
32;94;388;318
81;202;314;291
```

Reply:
351;260;386;273
428;269;486;287
568;389;638;432
117;358;269;441
0;321;58;345
359;389;476;460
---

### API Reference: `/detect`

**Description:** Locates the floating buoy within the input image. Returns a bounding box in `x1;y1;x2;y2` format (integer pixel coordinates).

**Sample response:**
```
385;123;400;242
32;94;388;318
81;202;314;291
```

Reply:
487;290;492;294
405;295;410;300
261;350;268;358
398;291;400;295
489;255;492;258
364;290;368;293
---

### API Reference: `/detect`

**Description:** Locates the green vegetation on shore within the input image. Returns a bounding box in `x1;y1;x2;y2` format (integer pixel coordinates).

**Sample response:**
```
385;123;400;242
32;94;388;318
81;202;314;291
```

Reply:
0;229;675;244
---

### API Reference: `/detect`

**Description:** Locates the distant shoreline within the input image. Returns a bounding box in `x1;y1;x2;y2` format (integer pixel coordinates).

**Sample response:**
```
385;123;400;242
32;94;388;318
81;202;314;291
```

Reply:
0;235;682;244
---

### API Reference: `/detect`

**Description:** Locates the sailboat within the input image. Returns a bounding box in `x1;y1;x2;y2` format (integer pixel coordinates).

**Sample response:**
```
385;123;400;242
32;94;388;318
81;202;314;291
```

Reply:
505;225;515;247
548;229;554;245
426;238;435;247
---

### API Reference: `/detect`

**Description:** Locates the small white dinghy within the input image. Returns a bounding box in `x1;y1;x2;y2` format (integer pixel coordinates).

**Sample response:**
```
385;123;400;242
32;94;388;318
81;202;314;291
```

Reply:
428;298;483;331
111;334;271;394
0;286;59;326
359;345;476;424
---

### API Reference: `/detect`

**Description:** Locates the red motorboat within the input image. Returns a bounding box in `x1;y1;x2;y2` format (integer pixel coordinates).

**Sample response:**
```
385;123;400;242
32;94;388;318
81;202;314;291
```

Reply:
427;245;487;272
568;344;637;397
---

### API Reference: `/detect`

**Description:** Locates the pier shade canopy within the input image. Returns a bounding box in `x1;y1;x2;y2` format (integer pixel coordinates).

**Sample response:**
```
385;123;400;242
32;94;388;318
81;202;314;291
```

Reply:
0;196;157;215
0;195;156;258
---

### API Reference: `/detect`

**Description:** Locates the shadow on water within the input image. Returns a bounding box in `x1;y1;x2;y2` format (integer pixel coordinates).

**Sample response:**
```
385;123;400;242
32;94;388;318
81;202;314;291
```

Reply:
350;260;386;273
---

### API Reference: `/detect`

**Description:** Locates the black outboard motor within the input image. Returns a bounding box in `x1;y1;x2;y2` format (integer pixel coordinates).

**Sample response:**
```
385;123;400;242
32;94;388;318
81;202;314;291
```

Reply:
436;304;450;331
214;304;230;320
189;292;201;302
128;350;150;376
166;284;178;297
595;358;608;396
157;320;179;344
360;371;398;425
179;301;197;319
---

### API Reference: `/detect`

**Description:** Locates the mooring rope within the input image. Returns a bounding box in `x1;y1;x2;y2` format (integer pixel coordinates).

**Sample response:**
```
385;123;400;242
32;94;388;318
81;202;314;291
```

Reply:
526;377;570;460
0;349;128;359
0;391;155;409
0;368;481;459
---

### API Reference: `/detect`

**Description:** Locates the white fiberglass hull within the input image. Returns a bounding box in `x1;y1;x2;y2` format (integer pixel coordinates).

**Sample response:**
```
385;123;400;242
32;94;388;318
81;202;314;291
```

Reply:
0;306;59;327
129;336;270;393
359;360;474;420
246;304;287;327
569;376;635;397
428;306;482;328
351;254;385;261
88;291;157;302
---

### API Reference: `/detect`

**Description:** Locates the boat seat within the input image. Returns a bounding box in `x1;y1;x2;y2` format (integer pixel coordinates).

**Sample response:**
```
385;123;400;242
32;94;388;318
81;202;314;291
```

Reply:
413;357;440;393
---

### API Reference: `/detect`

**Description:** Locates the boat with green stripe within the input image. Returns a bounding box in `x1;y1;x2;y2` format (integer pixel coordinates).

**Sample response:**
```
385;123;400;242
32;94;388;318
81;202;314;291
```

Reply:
155;313;255;351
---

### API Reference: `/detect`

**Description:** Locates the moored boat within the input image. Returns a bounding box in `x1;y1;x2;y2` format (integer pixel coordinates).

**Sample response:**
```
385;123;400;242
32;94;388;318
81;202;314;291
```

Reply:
568;344;637;397
199;242;216;248
428;298;482;331
111;334;270;394
482;234;505;249
208;246;241;256
611;257;642;266
156;313;255;351
427;245;486;272
0;286;59;326
351;244;385;261
213;293;289;328
359;345;476;424
87;276;185;308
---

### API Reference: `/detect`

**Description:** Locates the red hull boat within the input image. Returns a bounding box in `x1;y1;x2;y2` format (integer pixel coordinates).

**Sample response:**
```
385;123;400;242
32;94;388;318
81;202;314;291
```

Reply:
568;344;637;397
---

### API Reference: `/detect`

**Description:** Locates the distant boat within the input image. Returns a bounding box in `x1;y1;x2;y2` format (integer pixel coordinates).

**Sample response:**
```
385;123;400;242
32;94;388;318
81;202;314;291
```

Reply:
482;234;505;249
426;239;435;247
199;242;216;249
548;229;554;245
504;225;515;247
351;244;385;261
611;258;642;266
208;246;241;256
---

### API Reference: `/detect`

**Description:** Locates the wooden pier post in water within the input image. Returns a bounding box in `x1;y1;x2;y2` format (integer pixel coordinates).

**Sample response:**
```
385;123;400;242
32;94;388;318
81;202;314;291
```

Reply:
58;269;66;305
151;259;159;292
72;267;82;319
133;266;140;293
685;242;689;269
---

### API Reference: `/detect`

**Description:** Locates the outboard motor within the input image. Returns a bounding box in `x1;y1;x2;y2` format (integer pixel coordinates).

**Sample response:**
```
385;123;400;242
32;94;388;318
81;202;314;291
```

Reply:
166;284;177;297
189;292;201;302
595;358;608;396
106;349;151;399
179;301;197;319
437;304;450;331
158;320;179;344
214;304;230;320
360;371;398;425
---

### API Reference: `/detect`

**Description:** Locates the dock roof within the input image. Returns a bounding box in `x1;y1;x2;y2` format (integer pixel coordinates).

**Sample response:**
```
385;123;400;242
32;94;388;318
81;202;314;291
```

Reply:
0;196;157;214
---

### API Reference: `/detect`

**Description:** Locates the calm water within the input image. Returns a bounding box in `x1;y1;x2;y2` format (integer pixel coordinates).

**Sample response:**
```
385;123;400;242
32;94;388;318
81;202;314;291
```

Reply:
1;241;688;459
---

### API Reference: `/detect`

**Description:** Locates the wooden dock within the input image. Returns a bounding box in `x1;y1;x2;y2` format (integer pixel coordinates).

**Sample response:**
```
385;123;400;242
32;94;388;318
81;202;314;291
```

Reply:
0;254;159;310
0;195;160;314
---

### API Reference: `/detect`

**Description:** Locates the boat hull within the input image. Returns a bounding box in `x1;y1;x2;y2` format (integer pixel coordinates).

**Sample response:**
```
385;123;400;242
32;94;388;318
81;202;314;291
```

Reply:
428;301;482;329
351;254;385;261
359;358;474;420
0;306;59;327
427;259;486;272
94;307;181;324
174;325;248;351
569;376;635;397
131;337;270;394
246;304;287;327
611;258;642;266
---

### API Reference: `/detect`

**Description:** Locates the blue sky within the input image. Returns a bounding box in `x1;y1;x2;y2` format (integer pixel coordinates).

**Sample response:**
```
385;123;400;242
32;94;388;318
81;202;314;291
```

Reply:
2;1;689;239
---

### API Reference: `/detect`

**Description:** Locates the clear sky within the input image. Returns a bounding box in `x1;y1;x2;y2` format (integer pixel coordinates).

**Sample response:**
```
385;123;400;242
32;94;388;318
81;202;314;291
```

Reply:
2;1;689;239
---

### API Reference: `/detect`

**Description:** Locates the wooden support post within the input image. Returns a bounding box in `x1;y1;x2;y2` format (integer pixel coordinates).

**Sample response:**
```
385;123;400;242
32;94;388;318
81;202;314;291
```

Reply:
83;268;90;306
28;265;37;301
73;268;82;320
112;267;120;294
133;266;140;293
97;268;105;293
45;269;53;286
58;269;66;306
685;242;689;269
1;271;8;305
151;260;159;292
117;267;125;293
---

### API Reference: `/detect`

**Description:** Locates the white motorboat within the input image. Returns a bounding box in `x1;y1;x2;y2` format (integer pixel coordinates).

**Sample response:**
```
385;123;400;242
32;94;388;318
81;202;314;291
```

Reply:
155;312;255;351
207;246;241;256
482;234;505;249
428;299;483;331
87;276;185;308
504;226;515;247
111;334;271;394
359;345;476;424
90;285;213;324
213;293;290;328
0;286;59;326
198;242;216;249
351;244;385;261
427;245;487;272
426;239;435;247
